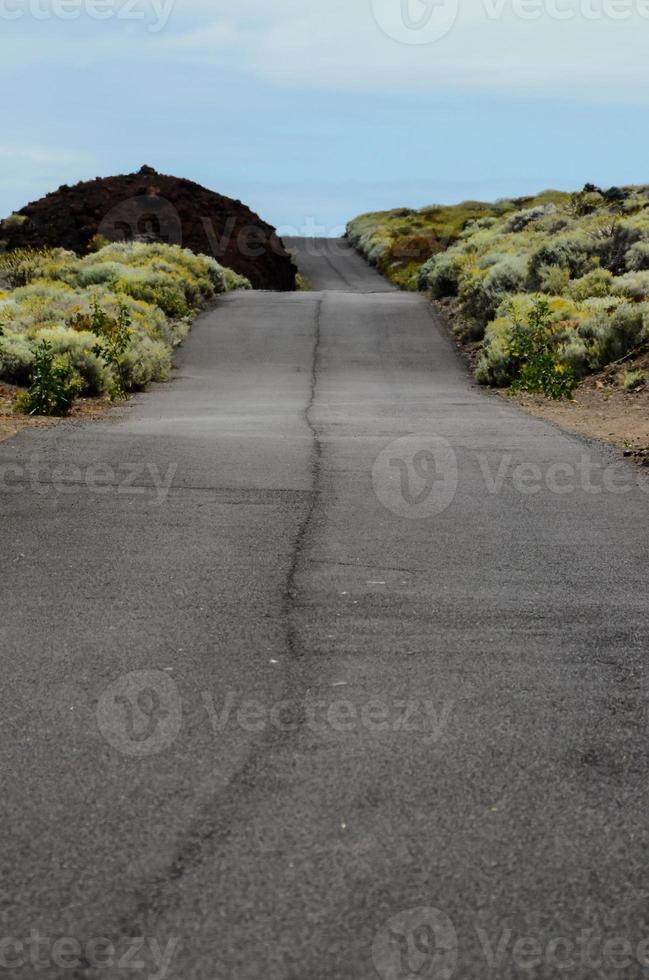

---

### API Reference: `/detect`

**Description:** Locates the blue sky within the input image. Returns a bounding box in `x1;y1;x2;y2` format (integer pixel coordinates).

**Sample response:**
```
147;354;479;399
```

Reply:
2;0;649;232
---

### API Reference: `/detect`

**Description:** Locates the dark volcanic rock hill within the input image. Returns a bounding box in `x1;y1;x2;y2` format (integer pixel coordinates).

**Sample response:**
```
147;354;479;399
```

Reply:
0;166;297;291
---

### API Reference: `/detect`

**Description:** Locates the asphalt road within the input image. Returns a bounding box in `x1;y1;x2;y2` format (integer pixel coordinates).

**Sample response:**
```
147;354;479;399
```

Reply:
1;237;649;980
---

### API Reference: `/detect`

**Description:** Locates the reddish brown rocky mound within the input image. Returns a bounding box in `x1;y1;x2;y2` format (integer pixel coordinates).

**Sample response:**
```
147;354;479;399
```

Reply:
0;166;296;291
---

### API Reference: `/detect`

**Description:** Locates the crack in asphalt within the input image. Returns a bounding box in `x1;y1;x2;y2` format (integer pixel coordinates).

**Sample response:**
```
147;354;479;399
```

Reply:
323;255;354;290
74;296;326;977
283;295;323;659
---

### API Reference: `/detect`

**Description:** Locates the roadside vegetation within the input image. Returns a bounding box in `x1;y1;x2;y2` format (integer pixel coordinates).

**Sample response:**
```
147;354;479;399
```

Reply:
0;241;250;416
347;185;649;401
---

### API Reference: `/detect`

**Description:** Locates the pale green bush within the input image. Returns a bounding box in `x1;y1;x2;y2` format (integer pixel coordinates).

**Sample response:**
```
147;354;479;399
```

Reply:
477;293;586;386
625;241;649;271
538;264;571;296
568;268;613;301
529;235;593;286
1;212;27;230
32;328;111;395
460;257;528;335
558;335;590;378
418;251;468;296
117;336;171;390
503;204;556;234
0;240;243;403
610;271;649;300
0;331;35;385
222;267;252;290
618;369;646;390
578;303;648;366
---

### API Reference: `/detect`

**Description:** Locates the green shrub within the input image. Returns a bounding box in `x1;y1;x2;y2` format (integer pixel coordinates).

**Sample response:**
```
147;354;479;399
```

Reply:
117;336;171;390
538;264;571;296
625;241;649;271
1;213;27;230
503;204;555;233
617;369;646;390
610;271;649;300
0;241;244;406
418;251;468;296
70;297;133;399
593;223;642;274
507;300;578;399
529;235;593;286
15;339;83;416
460;257;528;335
558;335;591;378
579;303;648;366
116;273;191;319
568;268;613;301
0;331;35;385
478;295;584;389
30;328;110;396
349;183;649;387
0;247;54;287
222;267;252;291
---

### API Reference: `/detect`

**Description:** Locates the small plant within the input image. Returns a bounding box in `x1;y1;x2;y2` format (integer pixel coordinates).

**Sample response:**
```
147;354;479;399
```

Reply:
0;247;52;288
1;213;28;230
15;340;83;416
70;297;133;399
507;299;578;399
617;369;646;391
295;273;313;291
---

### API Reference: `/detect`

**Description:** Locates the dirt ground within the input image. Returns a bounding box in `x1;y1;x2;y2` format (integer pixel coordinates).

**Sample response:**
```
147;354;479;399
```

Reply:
502;351;649;464
434;299;649;464
0;383;114;443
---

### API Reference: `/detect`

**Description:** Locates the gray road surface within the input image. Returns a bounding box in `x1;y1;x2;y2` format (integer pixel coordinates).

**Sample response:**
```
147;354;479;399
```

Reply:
1;237;648;979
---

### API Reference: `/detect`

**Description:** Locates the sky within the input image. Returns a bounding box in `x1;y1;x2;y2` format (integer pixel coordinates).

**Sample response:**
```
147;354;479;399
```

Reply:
1;0;649;232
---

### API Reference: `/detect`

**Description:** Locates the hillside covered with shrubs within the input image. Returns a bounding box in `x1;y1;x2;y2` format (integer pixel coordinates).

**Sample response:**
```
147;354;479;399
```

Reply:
347;186;649;397
0;242;250;415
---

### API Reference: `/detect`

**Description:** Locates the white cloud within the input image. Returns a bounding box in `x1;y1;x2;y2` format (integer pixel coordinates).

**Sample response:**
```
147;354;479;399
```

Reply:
0;0;647;99
163;0;649;99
